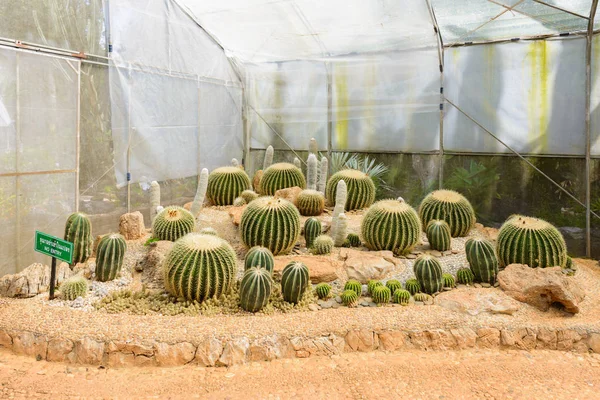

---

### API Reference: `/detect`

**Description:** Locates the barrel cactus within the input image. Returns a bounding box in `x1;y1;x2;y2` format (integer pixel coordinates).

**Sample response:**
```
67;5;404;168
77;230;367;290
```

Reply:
385;279;402;295
442;273;455;288
456;268;475;285
344;279;362;297
281;261;310;304
496;215;567;268
240;189;259;204
310;235;334;255
404;278;421;295
60;276;88;300
393;289;411;305
341;289;359;307
465;238;498;284
239;267;272;313
315;283;332;299
259;163;306;195
361;199;421;254
419;190;476;237
297;189;325;216
345;233;361;247
244;246;275;275
64;212;93;265
414;293;432;303
163;233;236;302
326;169;375;211
233;197;246;207
413;255;443;295
426;220;451;252
367;280;383;296
303;218;322;249
152;206;195;242
240;196;300;255
206;166;251;206
371;286;391;304
95;234;126;282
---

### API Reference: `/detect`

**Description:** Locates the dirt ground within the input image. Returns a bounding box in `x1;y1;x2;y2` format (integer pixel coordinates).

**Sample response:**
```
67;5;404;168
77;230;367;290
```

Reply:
0;348;599;399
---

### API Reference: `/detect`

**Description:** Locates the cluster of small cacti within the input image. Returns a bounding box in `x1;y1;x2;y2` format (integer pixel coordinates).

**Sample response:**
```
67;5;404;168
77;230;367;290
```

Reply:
442;273;455;288
190;168;209;217
496;215;567;268
419;190;476;237
95;233;126;282
393;289;411;305
367;280;383;296
259;163;306;195
233;197;246;207
404;278;421;295
414;293;432;302
385;279;402;295
344;280;362;297
281;261;310;304
152;206;195;241
60;276;88;300
426;220;451;251
413;255;443;294
64;212;93;265
240;196;300;255
199;227;218;236
344;233;361;247
371;286;391;304
206;166;251;206
240;190;259;204
341;289;359;307
456;268;475;285
326;169;376;211
297;189;325;216
315;283;332;299
465;238;498;284
303;218;322;249
239;267;272;312
310;235;334;255
244;246;275;275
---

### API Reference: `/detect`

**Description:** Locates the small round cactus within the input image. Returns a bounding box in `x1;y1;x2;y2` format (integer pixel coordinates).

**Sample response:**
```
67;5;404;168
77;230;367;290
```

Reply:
310;235;334;255
303;217;322;249
240;196;300;255
61;276;88;300
371;285;391;304
344;279;362;297
413;255;443;295
239;267;272;312
259;163;306;195
64;212;93;265
297;189;325;216
442;273;455;288
361;199;421;254
496;215;567;268
326;169;376;211
419;190;476;237
367;280;383;296
244;246;275;275
465;238;498;284
206;166;251;206
393;289;411;305
456;268;475;285
345;233;361;247
281;261;310;304
240;190;259;204
95;233;126;282
152;206;195;242
565;256;574;270
404;278;421;295
426;220;452;252
315;283;332;299
385;279;402;295
233;197;247;207
414;293;432;303
199;227;218;236
341;289;359;307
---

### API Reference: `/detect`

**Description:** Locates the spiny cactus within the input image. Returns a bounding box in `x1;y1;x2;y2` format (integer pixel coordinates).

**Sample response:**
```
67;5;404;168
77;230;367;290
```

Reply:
293;157;302;169
163;233;236;302
371;285;391;304
496;215;567;268
240;196;300;255
152;206;195;242
344;279;362;297
318;157;328;194
304;218;322;249
150;181;161;223
239;267;272;312
206;166;251;206
456;268;475;285
309;137;318;155
297;189;325;216
95;234;126;282
326;169;376;211
315;283;332;299
565;256;573;270
259;163;306;195
233;197;246;207
345;233;361;247
310;235;334;255
404;278;421;295
307;153;318;191
333;213;348;247
413;255;443;295
281;261;310;304
426;220;451;252
442;273;455;288
263;145;274;170
231;158;239;167
419;190;476;237
331;180;347;239
385;279;402;295
190;168;209;217
244;246;275;275
361;199;421;254
64;212;93;265
199;227;218;236
465;238;498;284
367;280;383;296
393;289;411;305
414;293;432;303
341;289;359;307
240;190;259;204
61;276;88;300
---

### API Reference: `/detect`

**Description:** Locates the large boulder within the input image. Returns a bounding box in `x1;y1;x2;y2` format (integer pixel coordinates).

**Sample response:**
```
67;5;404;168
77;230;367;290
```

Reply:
139;241;173;288
274;186;303;206
252;170;264;194
497;264;585;313
119;211;146;240
0;262;73;298
435;289;521;316
228;204;247;226
273;255;341;283
338;248;398;283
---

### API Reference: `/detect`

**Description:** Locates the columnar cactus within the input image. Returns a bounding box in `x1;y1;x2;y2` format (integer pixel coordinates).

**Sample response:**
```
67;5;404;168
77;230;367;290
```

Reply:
333;213;348;247
341;289;359;307
344;233;361;247
393;289;410;305
263;145;274;171
307;153;318;191
442;273;455;288
244;246;275;275
190;168;209;217
150;181;161;223
315;283;331;299
496;215;567;268
231;158;239;167
239;267;272;312
64;212;93;265
367;280;383;296
281;261;310;304
152;206;195;242
240;197;301;255
331;180;347;238
259;163;306;195
199;227;218;236
456;268;475;285
426;220;451;252
385;279;402;295
303;218;322;249
309;137;318;155
240;190;259;204
344;279;362;297
60;276;88;300
95;233;126;282
297;190;325;216
318;157;328;194
465;238;498;284
565;256;573;270
233;197;246;207
206;166;251;206
413;255;443;295
372;286;391;304
361;199;421;254
293;157;302;169
164;233;236;302
418;190;476;237
310;235;334;255
326;169;376;211
404;278;421;295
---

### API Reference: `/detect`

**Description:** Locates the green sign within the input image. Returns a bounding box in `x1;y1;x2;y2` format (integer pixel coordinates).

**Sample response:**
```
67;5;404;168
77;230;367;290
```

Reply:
34;231;73;264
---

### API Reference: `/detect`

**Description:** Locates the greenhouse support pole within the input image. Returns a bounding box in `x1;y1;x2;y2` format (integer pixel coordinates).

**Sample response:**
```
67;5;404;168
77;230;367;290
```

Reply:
15;52;20;273
126;68;133;213
75;60;81;212
197;83;202;176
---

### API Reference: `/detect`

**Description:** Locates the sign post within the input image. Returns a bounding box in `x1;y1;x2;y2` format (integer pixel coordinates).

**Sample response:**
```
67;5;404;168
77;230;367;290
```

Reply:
34;231;73;300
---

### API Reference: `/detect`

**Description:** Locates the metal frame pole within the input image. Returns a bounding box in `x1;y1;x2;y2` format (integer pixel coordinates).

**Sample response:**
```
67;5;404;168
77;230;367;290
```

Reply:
75;60;81;212
15;52;20;273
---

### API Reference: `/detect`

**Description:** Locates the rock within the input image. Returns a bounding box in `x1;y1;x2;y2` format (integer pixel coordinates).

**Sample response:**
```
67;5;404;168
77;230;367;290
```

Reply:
497;264;585;313
344;330;378;352
218;337;249;366
75;337;105;365
228;205;247;226
378;331;408;351
106;341;154;357
273;255;341;283
410;330;456;351
72;260;95;280
435;289;520;316
483;227;499;241
536;328;557;349
588;333;600;354
248;336;293;361
0;262;72;298
429;250;443;257
154;342;196;366
119;211;146;240
321;300;334;309
71;297;85;308
477;328;500;348
338;248;396;283
107;352;136;368
47;338;74;362
274;186;303;206
13;332;47;359
0;330;12;347
140;241;173;289
252;170;263;193
308;304;319;311
183;202;192;211
195;337;223;366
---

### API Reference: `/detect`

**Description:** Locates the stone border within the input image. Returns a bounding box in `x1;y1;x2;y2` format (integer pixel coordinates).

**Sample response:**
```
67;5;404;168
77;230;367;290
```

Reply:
0;326;599;368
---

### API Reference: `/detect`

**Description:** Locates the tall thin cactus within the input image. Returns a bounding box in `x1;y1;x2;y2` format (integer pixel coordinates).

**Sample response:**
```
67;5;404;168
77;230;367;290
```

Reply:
309;137;318;156
293;157;301;169
190;168;209;217
263;145;274;171
334;213;347;247
307;154;318;190
331;180;347;238
150;181;161;223
317;157;328;194
231;158;239;167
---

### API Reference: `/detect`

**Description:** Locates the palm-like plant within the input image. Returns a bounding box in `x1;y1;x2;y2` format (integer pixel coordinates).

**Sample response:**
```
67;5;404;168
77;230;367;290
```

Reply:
330;152;391;198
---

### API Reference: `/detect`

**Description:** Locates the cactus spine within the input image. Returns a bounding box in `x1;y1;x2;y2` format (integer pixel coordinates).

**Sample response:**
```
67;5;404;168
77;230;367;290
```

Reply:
465;238;498;284
240;197;301;255
367;280;383;296
393;289;410;305
281;261;310;304
496;215;567;268
361;199;421;254
60;276;88;300
303;218;322;249
442;273;455;288
64;212;93;265
372;285;391;304
293;157;301;169
259;163;306;195
297;190;325;216
331;180;347;238
344;280;362;297
310;235;334;255
326;169;376;211
456;268;475;285
239;267;272;312
307;153;318;190
385;279;402;295
333;213;348;247
206;166;251;206
263;145;274;170
344;233;361;247
419;190;476;237
341;289;359;307
309;137;318;155
152;206;195;242
150;181;161;223
315;283;331;299
95;234;126;282
318;157;328;194
190;168;209;217
244;246;275;275
163;233;236;302
404;278;421;295
413;255;443;295
426;220;451;252
240;190;258;204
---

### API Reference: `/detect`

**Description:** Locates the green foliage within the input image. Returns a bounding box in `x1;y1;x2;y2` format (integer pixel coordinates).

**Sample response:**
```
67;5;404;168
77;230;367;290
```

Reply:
456;268;475;285
404;279;421;295
385;279;402;295
326;169;376;210
361;199;421;254
465;238;498;284
64;212;93;265
152;206;195;242
244;246;275;275
297;189;325;216
144;237;160;246
393;289;411;305
281;261;310;304
310;235;334;255
345;233;361;247
442;273;455;288
239;267;272;312
371;285;391;304
426;220;451;252
419;190;476;237
303;218;322;249
95;234;126;282
341;289;359;307
413;255;443;295
344;280;362;297
330;152;391;198
60;276;88;300
260;163;306;195
315;283;332;299
206;166;251;206
367;280;383;296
